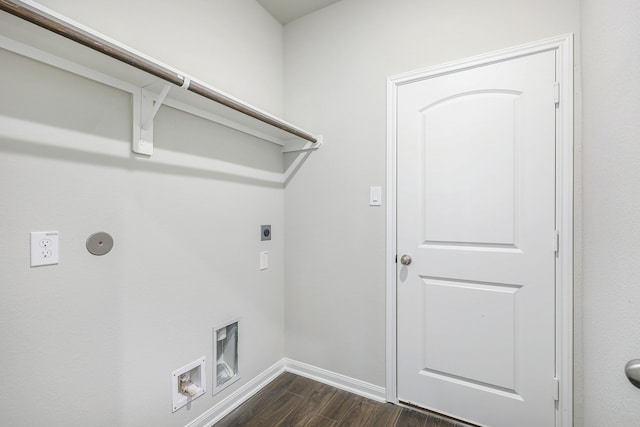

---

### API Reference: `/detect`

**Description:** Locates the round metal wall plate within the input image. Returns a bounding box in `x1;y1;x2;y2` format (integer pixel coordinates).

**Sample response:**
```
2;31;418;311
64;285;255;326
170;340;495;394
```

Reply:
86;232;113;256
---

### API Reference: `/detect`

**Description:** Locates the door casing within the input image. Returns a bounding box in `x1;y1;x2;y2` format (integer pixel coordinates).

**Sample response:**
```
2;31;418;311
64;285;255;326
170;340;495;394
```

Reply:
385;34;574;426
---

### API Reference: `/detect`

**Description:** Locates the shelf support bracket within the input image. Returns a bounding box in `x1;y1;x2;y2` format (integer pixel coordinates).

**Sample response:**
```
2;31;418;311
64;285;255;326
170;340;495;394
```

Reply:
134;83;172;155
282;135;323;153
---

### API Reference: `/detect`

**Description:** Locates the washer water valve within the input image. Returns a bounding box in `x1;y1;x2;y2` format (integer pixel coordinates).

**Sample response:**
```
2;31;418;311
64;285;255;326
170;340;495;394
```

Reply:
179;372;201;397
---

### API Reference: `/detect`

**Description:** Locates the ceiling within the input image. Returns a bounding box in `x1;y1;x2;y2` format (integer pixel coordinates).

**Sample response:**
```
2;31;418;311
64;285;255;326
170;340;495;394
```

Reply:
256;0;342;25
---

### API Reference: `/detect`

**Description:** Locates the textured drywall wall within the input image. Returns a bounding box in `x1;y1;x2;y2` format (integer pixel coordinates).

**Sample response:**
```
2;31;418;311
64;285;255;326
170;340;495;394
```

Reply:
581;0;640;425
36;0;284;116
0;1;285;426
283;0;580;388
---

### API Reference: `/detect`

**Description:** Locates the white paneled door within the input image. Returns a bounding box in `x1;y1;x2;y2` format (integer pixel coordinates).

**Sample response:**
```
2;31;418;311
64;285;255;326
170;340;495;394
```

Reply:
396;50;557;427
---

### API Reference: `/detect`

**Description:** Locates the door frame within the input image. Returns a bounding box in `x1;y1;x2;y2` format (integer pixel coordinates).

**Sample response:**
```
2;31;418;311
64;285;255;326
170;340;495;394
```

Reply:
385;34;574;426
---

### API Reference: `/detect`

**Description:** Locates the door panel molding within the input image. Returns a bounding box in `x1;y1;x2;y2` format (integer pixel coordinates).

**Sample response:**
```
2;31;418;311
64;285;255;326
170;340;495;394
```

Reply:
386;34;573;427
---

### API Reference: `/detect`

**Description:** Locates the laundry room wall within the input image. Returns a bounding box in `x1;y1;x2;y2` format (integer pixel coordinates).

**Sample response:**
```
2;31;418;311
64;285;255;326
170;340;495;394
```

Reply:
283;0;580;403
35;0;284;115
580;0;640;425
0;1;286;426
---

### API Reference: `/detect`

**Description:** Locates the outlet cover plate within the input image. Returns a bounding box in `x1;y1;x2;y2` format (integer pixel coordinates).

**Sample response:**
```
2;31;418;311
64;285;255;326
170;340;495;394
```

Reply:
30;231;59;267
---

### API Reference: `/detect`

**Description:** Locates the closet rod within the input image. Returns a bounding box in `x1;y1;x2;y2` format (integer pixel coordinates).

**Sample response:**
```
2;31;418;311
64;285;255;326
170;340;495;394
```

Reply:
0;0;318;144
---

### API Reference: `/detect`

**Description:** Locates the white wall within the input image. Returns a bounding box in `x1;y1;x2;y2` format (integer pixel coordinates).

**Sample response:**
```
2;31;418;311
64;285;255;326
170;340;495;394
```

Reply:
283;0;580;391
581;0;640;425
36;0;284;116
0;1;285;426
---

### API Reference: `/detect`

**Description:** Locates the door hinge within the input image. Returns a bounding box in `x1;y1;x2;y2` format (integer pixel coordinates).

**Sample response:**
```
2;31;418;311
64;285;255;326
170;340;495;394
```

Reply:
553;229;560;254
553;377;560;402
554;82;560;106
395;254;398;263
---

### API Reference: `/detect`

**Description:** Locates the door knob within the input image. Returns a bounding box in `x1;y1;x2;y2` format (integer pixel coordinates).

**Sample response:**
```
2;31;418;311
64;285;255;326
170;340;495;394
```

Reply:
625;359;640;388
400;254;412;265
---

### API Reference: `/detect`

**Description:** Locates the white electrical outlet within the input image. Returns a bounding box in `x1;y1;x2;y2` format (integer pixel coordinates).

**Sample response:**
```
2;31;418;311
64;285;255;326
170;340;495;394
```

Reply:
30;231;59;267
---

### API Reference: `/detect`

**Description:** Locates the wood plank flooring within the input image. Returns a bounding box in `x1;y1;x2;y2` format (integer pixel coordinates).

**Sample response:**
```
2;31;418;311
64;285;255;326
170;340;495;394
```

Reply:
215;372;472;427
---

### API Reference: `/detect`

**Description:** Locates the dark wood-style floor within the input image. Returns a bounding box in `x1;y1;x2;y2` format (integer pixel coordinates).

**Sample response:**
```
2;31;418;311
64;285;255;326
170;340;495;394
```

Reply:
215;372;472;427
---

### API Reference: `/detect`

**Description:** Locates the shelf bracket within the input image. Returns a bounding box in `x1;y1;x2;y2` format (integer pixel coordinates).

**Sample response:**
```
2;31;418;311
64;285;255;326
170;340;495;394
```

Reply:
134;83;172;155
282;135;323;153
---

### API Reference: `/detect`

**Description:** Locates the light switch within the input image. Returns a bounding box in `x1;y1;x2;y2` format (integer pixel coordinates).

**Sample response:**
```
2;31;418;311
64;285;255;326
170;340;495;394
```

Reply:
370;186;382;206
259;251;268;270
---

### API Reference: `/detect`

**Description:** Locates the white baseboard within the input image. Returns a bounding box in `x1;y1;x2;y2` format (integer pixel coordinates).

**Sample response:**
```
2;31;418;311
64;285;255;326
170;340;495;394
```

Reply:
186;358;387;427
185;360;285;427
282;358;386;403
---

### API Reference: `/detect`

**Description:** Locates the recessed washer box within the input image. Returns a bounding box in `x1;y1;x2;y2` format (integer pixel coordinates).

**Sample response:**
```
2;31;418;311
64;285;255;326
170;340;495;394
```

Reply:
171;357;206;412
214;321;239;394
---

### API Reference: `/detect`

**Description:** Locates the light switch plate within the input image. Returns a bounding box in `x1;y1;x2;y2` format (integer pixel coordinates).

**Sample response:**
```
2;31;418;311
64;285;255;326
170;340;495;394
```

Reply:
370;186;382;206
260;251;268;270
30;231;59;267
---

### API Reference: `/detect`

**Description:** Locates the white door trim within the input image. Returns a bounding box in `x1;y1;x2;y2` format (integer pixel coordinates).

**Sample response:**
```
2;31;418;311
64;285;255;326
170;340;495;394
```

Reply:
385;34;574;427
